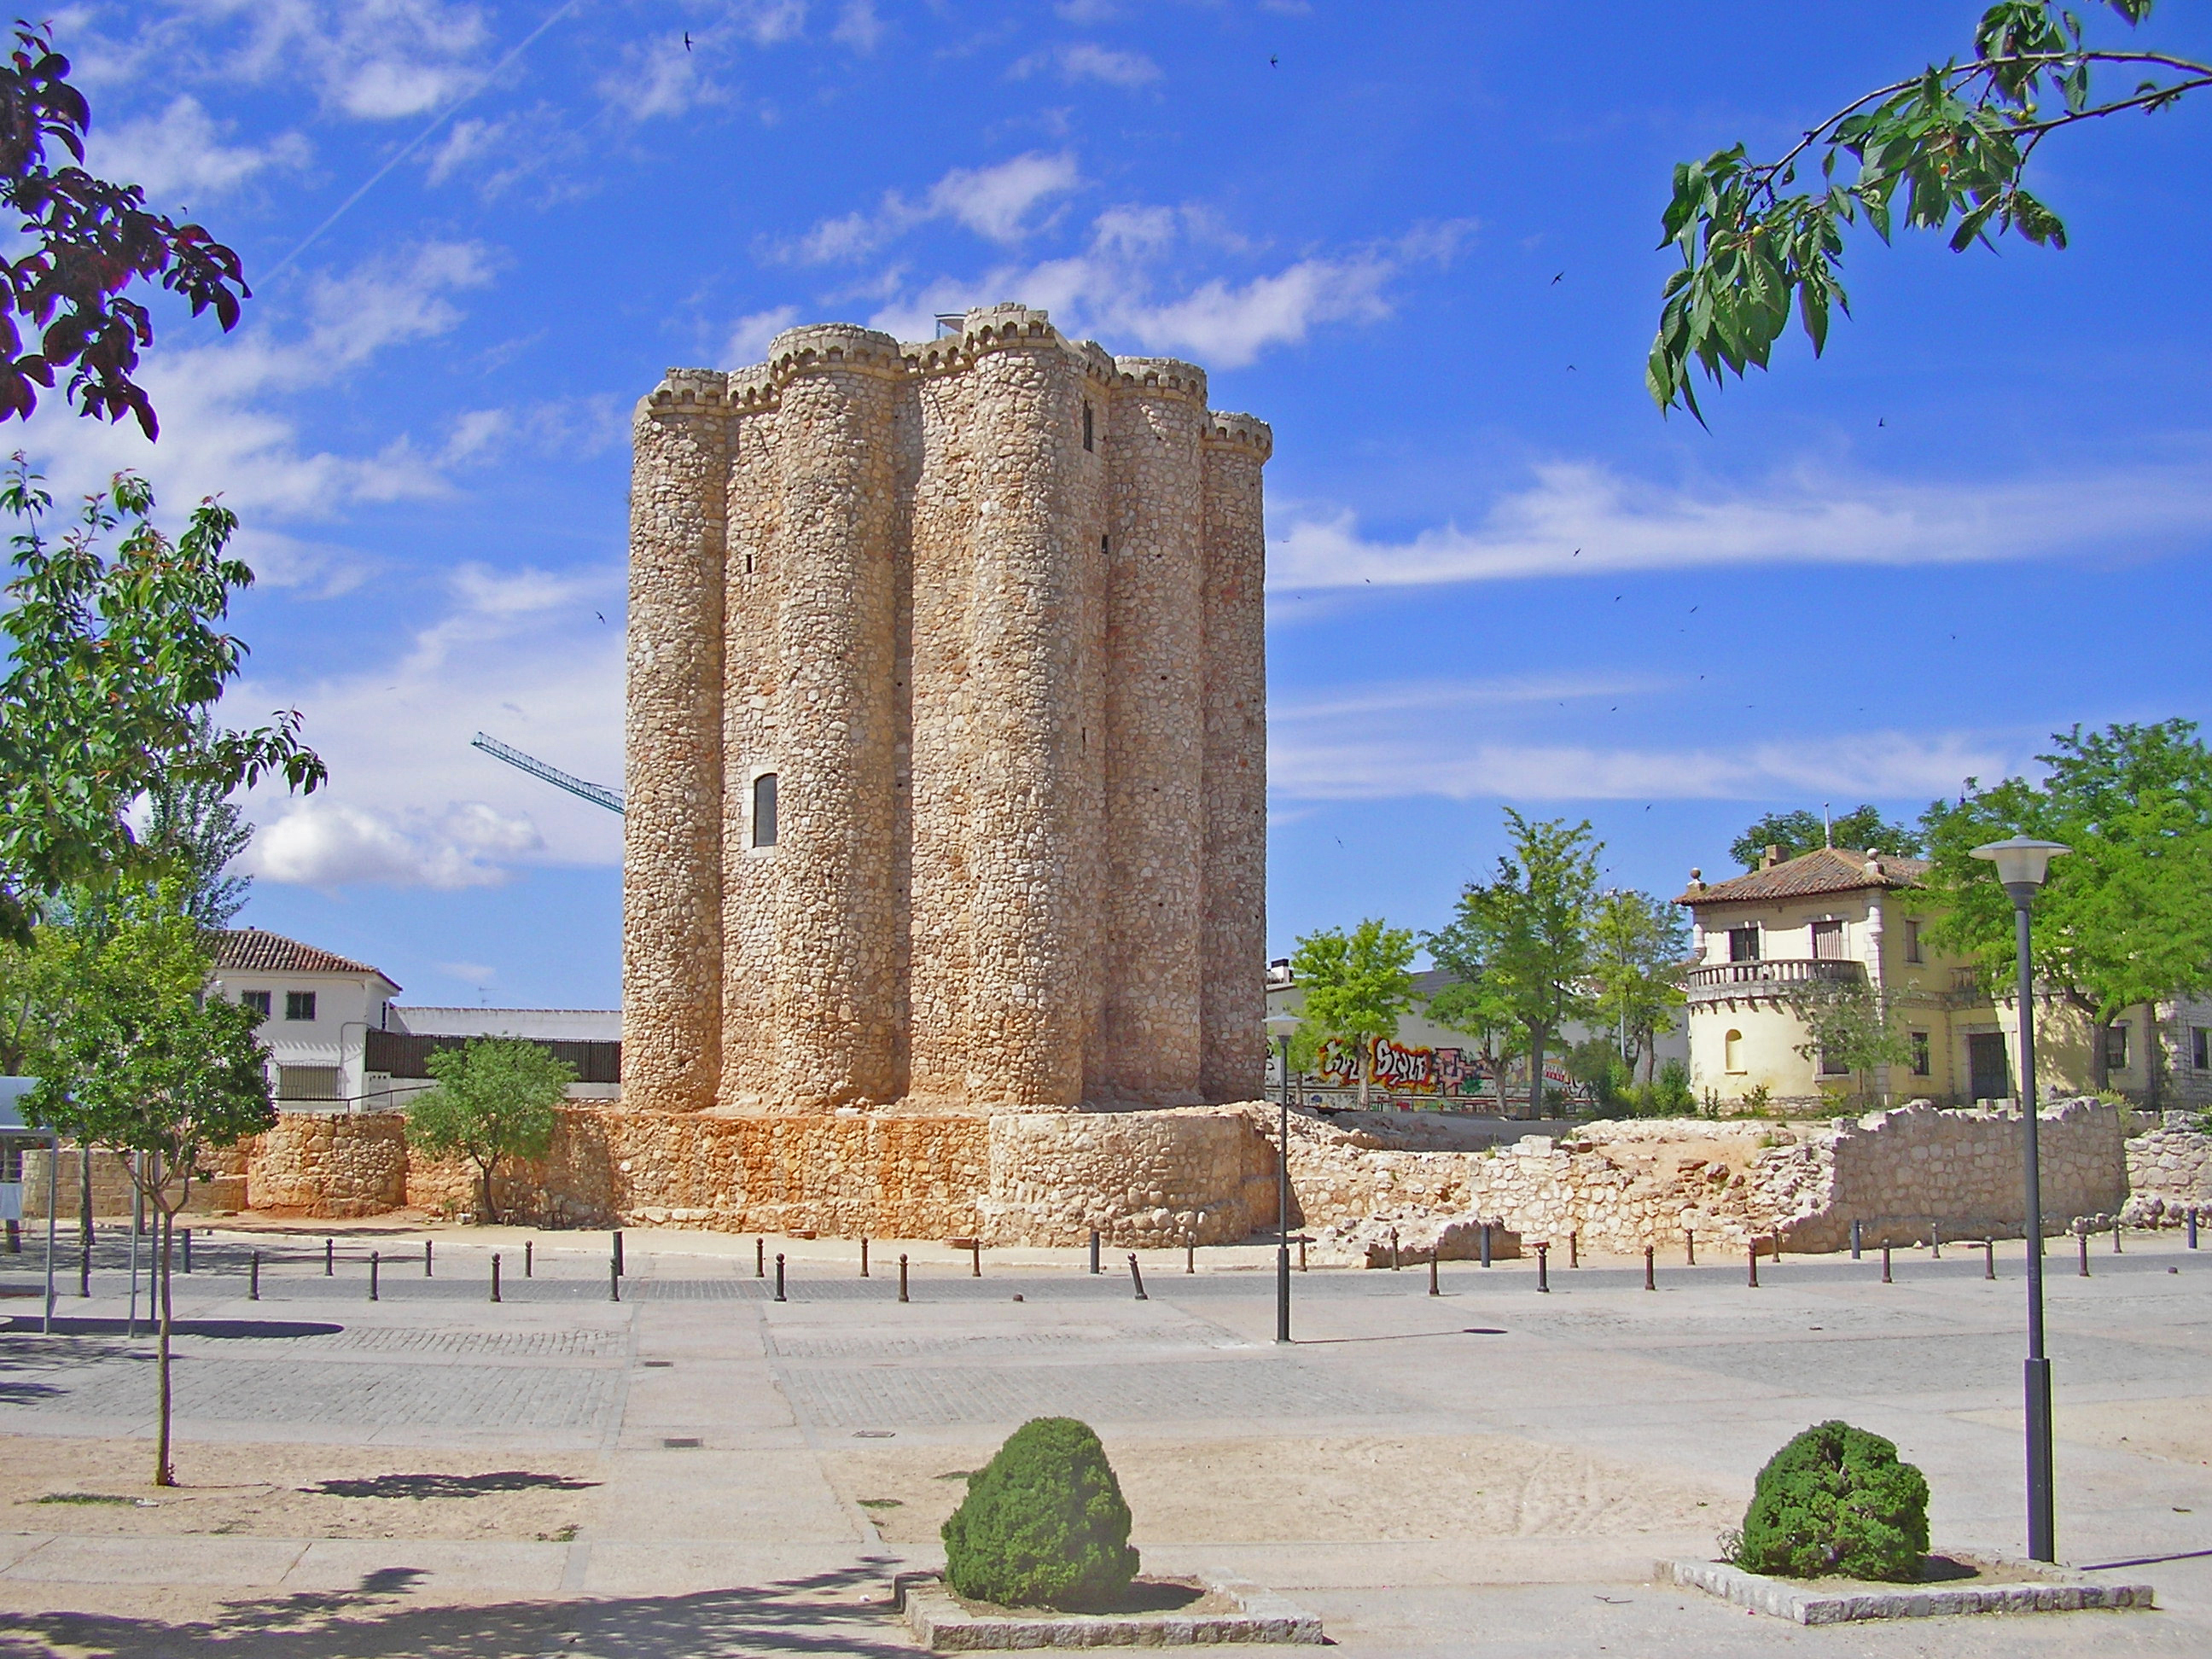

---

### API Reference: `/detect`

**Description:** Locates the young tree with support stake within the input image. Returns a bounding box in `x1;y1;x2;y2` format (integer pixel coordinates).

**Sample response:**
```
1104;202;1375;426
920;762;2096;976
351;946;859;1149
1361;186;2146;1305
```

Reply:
404;1039;573;1224
1287;921;1417;1109
26;884;273;1487
1588;888;1690;1086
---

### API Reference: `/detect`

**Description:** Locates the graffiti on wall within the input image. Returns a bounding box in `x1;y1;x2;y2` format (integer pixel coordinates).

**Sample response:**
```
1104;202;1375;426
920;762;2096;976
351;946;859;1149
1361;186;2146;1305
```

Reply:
1310;1035;1584;1106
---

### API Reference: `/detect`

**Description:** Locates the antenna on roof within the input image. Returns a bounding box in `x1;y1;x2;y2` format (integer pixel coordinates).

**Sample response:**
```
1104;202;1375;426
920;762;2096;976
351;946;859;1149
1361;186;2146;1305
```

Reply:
1824;802;1831;847
934;312;966;337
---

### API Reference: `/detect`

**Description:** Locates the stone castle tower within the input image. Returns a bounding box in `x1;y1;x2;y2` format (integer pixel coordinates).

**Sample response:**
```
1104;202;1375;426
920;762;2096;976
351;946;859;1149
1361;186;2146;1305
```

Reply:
624;305;1271;1116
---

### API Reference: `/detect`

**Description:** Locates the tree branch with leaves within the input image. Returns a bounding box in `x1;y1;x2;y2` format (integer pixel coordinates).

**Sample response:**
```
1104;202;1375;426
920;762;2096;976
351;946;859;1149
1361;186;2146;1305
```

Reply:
1650;1;2201;421
1287;920;1417;1109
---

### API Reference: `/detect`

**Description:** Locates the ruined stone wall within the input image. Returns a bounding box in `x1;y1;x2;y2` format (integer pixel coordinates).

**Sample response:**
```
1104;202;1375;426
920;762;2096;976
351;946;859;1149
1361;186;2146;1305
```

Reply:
625;306;1269;1117
981;1107;1278;1247
245;1112;409;1217
2122;1117;2212;1225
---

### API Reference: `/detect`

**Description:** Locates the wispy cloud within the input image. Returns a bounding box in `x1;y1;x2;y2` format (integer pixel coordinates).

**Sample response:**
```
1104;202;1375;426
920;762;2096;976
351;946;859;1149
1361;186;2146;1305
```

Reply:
1270;452;2212;590
85;96;311;198
1010;43;1161;90
779;151;1083;262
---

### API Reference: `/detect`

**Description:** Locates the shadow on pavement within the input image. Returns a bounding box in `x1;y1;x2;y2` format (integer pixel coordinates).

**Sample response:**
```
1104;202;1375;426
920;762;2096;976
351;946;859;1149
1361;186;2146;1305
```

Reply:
307;1472;601;1500
2;1318;345;1339
0;1563;913;1659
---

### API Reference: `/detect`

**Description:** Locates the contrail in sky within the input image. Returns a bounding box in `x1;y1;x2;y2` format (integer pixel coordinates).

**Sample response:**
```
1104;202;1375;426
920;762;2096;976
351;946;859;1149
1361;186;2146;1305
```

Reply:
262;0;588;284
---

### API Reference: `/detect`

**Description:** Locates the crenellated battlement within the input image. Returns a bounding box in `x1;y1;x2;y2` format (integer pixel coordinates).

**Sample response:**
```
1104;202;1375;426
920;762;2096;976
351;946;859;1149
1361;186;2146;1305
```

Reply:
1202;410;1273;460
642;366;731;415
767;322;908;384
1111;355;1208;406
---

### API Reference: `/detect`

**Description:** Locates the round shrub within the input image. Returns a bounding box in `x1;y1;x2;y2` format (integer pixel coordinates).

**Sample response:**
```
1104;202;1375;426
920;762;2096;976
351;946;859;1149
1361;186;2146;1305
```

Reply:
941;1417;1139;1610
1729;1420;1929;1581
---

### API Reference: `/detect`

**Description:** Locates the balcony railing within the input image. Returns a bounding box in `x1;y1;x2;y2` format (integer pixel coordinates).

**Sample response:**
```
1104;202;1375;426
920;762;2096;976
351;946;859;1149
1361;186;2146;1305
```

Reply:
1686;958;1866;998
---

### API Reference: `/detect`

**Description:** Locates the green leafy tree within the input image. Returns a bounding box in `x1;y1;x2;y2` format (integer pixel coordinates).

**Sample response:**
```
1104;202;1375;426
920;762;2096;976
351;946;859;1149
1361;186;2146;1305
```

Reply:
1785;979;1916;1106
0;21;251;436
405;1038;573;1224
1728;806;1924;870
1430;812;1602;1116
1419;951;1524;1109
1920;719;2212;1092
941;1417;1139;1610
141;713;255;928
1728;1421;1930;1582
1589;888;1691;1084
1650;2;2200;421
23;884;274;1487
1288;919;1417;1108
0;461;323;942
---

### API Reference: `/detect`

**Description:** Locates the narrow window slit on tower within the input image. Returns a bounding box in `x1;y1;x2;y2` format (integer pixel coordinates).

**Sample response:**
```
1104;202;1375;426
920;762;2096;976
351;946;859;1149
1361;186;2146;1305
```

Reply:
1083;401;1094;451
752;772;778;847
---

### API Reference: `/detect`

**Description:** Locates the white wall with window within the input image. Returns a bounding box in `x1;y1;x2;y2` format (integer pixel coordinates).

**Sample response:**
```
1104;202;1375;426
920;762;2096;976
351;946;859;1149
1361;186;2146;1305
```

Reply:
206;929;400;1110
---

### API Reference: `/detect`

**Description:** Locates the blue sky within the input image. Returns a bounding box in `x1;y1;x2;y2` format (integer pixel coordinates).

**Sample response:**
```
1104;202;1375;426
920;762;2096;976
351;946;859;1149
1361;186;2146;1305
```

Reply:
26;0;2212;1008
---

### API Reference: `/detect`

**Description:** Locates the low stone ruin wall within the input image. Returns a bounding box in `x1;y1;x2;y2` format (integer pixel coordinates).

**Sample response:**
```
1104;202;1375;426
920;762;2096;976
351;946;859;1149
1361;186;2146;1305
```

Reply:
2122;1116;2212;1226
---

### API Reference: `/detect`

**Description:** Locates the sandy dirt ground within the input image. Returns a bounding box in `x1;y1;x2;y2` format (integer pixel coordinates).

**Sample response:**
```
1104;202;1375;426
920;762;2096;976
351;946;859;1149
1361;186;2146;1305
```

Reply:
0;1435;603;1544
1956;1394;2212;1470
823;1432;1734;1548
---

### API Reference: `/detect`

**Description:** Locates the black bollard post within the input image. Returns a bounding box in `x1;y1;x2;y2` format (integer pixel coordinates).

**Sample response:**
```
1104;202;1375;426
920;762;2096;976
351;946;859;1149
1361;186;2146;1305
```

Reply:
2191;1210;2200;1250
426;1239;434;1277
614;1229;625;1278
756;1237;765;1278
1390;1228;1400;1271
491;1253;501;1303
1535;1243;1550;1293
1851;1219;1862;1260
1985;1237;1996;1280
1748;1243;1759;1289
1299;1237;1307;1272
1569;1231;1579;1270
1479;1223;1493;1268
1128;1253;1148;1301
1685;1230;1696;1266
2113;1220;2123;1254
1089;1229;1100;1274
1186;1237;1195;1276
610;1260;620;1301
525;1239;533;1278
79;1235;89;1298
1930;1220;1941;1260
250;1250;260;1301
1881;1243;1892;1284
860;1237;870;1278
2078;1230;2090;1278
183;1228;192;1274
325;1237;335;1276
775;1252;786;1303
969;1241;981;1278
898;1253;910;1303
370;1250;380;1301
1428;1253;1440;1296
1644;1245;1655;1291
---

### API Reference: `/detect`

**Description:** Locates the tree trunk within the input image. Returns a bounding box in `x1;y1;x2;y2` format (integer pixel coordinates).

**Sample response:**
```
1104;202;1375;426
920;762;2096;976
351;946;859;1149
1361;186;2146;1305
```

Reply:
2088;1016;2110;1093
1527;1027;1548;1120
478;1158;498;1225
1357;1041;1371;1109
154;1177;177;1488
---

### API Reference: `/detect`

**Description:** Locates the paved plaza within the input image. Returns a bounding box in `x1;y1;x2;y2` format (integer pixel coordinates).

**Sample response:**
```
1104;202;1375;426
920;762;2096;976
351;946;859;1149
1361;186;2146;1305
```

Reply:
0;1225;2207;1656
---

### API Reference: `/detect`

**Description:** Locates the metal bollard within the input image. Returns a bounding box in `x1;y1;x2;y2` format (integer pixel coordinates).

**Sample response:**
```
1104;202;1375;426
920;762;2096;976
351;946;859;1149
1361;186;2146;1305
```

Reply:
2078;1230;2090;1278
1128;1253;1148;1301
614;1229;625;1278
899;1253;910;1303
775;1252;786;1303
183;1229;192;1274
1644;1245;1655;1291
1851;1219;1862;1260
1930;1220;1941;1260
1390;1228;1400;1270
2113;1221;2123;1254
250;1250;260;1301
756;1237;765;1278
325;1237;335;1276
1186;1238;1195;1276
1685;1230;1696;1266
1479;1223;1493;1268
859;1237;869;1278
491;1253;502;1303
79;1237;89;1298
1428;1253;1440;1296
1298;1237;1307;1272
1984;1237;1996;1280
1748;1243;1759;1289
969;1241;981;1278
610;1260;620;1302
1569;1231;1579;1269
1535;1243;1550;1293
426;1239;434;1277
1089;1229;1100;1274
2190;1210;2200;1250
370;1250;380;1301
1881;1243;1892;1284
525;1239;533;1278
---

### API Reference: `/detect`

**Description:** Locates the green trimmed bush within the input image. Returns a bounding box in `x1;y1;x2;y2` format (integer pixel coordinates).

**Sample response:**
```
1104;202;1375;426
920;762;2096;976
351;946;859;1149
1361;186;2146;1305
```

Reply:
1727;1420;1929;1581
941;1417;1139;1609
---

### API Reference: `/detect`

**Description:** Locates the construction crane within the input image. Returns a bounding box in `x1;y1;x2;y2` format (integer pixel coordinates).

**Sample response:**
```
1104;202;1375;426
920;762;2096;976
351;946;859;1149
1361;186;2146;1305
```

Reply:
470;731;625;815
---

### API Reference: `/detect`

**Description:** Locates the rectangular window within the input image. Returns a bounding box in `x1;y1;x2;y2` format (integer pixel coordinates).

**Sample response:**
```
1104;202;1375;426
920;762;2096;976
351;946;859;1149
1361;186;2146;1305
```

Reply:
2104;1022;2129;1071
1728;925;1761;963
277;1065;341;1102
752;771;778;848
1818;1048;1851;1076
1909;1031;1931;1077
285;991;317;1022
1811;919;1846;960
1903;918;1923;964
241;990;271;1019
2195;1027;2212;1071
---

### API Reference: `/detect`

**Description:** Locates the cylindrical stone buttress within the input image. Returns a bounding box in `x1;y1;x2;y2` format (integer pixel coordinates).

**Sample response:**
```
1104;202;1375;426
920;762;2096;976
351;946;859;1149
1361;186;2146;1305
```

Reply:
1098;358;1209;1104
1199;413;1272;1102
766;325;907;1109
962;309;1092;1108
624;370;729;1113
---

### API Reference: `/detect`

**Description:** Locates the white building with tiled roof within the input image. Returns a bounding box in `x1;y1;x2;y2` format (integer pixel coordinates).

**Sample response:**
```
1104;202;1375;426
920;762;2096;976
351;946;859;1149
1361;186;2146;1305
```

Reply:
206;929;401;1108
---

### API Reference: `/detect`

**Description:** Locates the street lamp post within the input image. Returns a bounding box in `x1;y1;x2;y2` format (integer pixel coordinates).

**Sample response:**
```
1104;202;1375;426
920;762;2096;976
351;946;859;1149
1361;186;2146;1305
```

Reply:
1970;834;2072;1564
1266;1012;1302;1345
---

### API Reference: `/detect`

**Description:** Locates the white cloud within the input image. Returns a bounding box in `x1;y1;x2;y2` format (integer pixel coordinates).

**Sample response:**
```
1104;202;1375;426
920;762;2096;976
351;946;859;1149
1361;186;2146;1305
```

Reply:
727;305;801;362
1010;43;1161;90
439;397;626;469
85;96;311;198
780;152;1082;262
236;558;626;889
832;0;884;49
1267;452;2212;591
166;0;495;119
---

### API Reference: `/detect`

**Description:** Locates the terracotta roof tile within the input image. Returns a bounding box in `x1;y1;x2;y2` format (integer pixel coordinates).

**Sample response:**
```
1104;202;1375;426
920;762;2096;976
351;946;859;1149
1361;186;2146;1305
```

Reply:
1676;847;1928;907
209;928;398;987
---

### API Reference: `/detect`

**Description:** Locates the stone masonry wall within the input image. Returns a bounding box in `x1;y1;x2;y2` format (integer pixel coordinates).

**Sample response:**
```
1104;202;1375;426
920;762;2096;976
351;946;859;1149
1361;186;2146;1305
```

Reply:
246;1113;409;1217
2122;1116;2212;1225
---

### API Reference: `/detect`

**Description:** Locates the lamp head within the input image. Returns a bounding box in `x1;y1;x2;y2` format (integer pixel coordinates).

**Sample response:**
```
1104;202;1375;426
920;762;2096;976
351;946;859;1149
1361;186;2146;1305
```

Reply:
1264;1012;1301;1039
1969;835;2071;899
